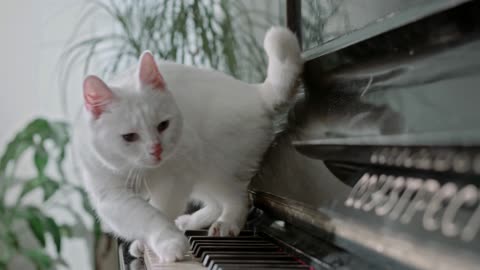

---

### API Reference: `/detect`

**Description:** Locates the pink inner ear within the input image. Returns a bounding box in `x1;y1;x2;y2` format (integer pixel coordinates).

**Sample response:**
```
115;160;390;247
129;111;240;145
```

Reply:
83;75;113;119
138;51;165;90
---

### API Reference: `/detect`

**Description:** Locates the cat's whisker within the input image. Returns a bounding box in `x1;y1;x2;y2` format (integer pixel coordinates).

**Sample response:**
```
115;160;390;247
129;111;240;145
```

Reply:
128;168;142;194
131;168;137;192
125;167;135;191
133;169;139;193
136;170;144;194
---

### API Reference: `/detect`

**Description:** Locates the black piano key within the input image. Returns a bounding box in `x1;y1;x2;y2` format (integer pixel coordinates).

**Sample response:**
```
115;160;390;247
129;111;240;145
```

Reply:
192;240;271;254
195;245;279;258
189;236;263;246
215;264;311;270
202;252;295;266
194;243;278;257
202;251;288;266
192;239;270;251
207;256;298;270
185;230;208;237
218;266;310;270
194;243;275;256
211;260;300;270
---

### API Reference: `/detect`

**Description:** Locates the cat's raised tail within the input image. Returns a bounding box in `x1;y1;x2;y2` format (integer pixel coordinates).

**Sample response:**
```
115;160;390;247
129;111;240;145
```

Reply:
260;26;303;112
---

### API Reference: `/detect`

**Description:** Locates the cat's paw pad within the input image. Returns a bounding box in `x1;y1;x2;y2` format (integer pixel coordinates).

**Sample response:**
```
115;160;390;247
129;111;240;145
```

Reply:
174;214;192;231
128;240;145;258
208;221;240;237
150;234;188;263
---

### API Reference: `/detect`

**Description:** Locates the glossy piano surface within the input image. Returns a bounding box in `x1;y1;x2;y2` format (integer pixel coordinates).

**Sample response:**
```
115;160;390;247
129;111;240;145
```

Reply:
251;1;480;269
301;0;469;56
298;0;480;147
254;0;480;198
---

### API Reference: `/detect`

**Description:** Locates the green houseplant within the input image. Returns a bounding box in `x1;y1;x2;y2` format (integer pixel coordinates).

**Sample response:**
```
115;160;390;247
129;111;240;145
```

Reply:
0;119;99;270
60;0;279;97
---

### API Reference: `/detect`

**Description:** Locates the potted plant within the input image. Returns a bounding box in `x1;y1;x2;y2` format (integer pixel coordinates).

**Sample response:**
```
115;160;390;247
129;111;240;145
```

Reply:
0;119;99;270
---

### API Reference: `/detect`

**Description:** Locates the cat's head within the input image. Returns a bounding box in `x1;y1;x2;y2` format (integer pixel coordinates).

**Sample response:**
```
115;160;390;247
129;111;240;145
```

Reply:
82;51;182;170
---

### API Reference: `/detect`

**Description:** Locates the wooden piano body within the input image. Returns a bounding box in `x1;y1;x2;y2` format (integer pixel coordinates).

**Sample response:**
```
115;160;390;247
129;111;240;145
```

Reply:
118;1;480;269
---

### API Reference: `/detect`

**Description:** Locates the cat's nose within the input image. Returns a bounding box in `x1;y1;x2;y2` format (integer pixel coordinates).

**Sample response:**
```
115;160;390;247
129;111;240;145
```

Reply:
150;143;163;160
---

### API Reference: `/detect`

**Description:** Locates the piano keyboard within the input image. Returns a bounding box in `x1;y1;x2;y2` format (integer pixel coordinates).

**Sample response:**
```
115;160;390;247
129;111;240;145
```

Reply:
141;230;312;270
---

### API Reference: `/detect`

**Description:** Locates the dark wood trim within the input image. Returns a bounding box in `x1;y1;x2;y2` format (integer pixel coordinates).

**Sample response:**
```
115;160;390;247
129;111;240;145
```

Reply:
286;0;302;49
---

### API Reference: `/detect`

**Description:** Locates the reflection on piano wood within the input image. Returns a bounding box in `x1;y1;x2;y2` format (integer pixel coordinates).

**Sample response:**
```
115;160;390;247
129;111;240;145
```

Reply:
131;230;312;270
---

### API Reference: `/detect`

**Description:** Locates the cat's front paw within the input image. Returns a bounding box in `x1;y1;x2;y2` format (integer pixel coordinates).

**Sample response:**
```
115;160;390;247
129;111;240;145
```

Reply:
149;233;188;263
208;221;241;237
129;240;145;258
174;214;193;231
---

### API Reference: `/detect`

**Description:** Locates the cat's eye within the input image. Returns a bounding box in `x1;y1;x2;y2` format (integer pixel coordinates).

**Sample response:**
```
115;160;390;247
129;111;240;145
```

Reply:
122;133;139;142
157;120;170;133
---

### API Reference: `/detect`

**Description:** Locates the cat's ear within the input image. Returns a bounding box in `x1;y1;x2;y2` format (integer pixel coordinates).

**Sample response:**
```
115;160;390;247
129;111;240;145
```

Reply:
83;75;113;119
137;51;165;90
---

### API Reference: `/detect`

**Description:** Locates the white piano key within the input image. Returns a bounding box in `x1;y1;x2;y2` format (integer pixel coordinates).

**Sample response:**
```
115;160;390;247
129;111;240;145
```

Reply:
144;248;205;270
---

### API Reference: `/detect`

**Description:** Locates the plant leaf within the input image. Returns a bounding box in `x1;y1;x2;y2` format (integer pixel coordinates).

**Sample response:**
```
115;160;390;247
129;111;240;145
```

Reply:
34;145;48;175
0;118;52;174
41;179;60;201
0;139;31;173
23;249;53;270
16;207;46;247
20;119;50;141
19;177;60;204
74;186;96;217
73;186;103;245
44;217;62;254
19;178;42;200
93;219;102;247
27;215;46;247
4;229;20;250
56;257;69;268
59;224;74;238
49;121;70;147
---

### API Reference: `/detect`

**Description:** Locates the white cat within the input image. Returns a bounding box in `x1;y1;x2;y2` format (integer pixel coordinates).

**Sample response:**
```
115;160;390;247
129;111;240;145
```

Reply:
72;27;302;263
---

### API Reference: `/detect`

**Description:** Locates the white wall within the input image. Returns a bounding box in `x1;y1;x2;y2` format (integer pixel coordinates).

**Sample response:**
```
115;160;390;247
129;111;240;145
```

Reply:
0;1;93;269
0;0;82;144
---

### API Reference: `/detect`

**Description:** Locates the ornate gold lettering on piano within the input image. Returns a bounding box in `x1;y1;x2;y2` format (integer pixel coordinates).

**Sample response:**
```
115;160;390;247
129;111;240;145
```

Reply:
345;173;480;242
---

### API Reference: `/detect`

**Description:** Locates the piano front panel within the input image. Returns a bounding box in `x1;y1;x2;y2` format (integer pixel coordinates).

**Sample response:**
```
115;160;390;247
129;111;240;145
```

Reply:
251;1;480;269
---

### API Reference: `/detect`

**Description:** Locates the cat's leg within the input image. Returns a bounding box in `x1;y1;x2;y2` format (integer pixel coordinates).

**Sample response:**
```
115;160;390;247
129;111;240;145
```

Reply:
129;240;145;258
175;199;221;231
93;186;188;263
208;181;249;237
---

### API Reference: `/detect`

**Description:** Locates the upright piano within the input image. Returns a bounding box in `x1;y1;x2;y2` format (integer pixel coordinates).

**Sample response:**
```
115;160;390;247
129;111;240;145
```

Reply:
118;0;480;269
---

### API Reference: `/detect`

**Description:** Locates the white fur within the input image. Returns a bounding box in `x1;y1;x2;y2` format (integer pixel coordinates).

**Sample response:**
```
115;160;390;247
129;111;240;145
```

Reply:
73;26;302;263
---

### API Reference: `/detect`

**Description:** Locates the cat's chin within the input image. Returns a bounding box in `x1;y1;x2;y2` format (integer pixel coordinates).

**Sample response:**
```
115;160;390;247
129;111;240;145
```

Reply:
136;159;163;169
138;160;163;169
135;153;175;169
